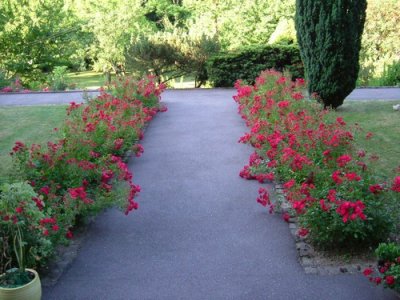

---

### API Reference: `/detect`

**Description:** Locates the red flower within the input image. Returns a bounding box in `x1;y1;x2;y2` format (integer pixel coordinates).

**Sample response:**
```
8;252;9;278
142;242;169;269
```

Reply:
283;212;290;222
336;117;346;126
52;225;59;232
369;184;383;194
345;172;361;181
68;186;87;200
385;275;395;285
40;218;56;225
101;170;114;183
363;268;374;276
297;228;309;237
40;186;50;195
283;179;296;190
336;200;366;223
374;277;382;284
391;176;400;192
256;188;270;207
277;101;290;108
66;230;73;239
114;138;124;150
336;154;352;167
332;171;343;185
327;189;337;202
15;206;23;214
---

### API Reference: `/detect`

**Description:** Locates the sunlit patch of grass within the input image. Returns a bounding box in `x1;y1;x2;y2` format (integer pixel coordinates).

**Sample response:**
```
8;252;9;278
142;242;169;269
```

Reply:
336;100;400;177
0;105;66;184
66;71;108;90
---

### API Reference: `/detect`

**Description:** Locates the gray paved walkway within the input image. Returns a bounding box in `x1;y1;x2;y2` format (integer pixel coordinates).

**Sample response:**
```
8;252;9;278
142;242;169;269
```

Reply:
0;87;399;106
42;89;397;299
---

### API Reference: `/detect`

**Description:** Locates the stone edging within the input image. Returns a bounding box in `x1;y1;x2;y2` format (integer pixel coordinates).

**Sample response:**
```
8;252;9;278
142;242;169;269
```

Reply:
273;184;376;275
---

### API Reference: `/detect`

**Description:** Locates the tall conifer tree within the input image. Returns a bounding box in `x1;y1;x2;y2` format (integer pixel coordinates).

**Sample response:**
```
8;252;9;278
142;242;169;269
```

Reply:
295;1;367;108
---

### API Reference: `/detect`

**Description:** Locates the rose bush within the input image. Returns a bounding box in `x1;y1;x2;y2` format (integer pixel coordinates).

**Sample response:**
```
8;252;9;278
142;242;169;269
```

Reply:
364;243;400;292
234;69;399;250
2;75;166;271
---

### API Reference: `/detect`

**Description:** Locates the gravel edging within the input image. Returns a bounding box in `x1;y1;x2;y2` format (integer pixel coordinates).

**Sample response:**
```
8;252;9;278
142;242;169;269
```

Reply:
273;184;376;275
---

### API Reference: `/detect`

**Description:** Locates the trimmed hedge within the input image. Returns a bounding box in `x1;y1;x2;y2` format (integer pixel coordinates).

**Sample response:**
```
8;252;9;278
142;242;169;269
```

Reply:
207;44;304;87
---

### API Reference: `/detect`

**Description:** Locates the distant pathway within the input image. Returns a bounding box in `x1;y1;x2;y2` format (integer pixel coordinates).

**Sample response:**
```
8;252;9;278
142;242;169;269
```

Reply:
42;89;397;299
0;87;399;106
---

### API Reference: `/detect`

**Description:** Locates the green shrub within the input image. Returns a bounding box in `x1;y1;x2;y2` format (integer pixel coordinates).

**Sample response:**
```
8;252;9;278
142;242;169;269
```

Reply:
0;70;10;89
48;66;68;91
380;60;400;86
206;44;304;87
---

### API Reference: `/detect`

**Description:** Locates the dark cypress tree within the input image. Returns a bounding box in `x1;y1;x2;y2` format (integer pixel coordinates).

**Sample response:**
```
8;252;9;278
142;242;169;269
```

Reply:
295;1;367;108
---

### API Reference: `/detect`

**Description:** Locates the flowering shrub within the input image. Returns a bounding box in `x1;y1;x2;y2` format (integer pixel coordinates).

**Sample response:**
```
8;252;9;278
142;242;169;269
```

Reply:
0;182;53;274
364;243;400;292
4;75;165;271
234;69;399;250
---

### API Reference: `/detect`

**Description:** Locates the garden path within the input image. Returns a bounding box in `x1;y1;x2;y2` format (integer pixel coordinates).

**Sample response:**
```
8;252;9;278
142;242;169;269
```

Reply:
42;89;397;299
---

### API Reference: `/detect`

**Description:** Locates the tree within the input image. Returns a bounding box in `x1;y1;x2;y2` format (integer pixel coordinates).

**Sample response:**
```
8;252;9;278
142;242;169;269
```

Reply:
359;0;400;85
0;0;86;84
295;1;367;108
126;29;220;87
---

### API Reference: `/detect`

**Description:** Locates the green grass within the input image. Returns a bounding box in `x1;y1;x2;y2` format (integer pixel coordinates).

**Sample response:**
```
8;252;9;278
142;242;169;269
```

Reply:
66;71;197;89
336;100;400;177
66;71;108;90
0;105;67;184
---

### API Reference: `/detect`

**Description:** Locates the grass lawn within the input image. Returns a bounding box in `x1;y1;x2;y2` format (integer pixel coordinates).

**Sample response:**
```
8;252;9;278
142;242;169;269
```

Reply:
66;71;197;90
0;105;67;184
66;71;108;90
336;100;400;177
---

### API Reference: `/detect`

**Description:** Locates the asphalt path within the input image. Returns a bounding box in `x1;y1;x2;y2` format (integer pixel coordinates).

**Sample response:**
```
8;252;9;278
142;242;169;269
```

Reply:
41;89;397;299
0;87;399;106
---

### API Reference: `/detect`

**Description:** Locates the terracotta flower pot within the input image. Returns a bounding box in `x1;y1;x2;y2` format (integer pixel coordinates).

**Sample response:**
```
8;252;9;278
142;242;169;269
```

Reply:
0;268;42;300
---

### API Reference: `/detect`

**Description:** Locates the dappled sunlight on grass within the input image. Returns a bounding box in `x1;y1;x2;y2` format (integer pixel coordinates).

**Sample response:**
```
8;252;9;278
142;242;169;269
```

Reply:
336;100;400;177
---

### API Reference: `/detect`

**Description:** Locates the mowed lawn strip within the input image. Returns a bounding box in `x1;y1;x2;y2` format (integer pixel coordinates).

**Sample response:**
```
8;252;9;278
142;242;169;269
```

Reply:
336;100;400;177
0;105;67;183
66;71;107;90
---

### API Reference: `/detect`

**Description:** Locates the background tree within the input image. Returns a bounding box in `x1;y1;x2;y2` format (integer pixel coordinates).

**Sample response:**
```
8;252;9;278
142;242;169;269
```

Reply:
0;0;87;85
295;1;367;108
358;0;400;86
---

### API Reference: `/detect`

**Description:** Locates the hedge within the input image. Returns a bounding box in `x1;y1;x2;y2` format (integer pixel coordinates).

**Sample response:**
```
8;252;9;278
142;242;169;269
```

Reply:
206;44;304;87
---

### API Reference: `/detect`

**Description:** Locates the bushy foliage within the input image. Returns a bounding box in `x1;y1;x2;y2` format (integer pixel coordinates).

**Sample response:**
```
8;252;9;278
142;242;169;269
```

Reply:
0;182;52;274
207;44;303;87
234;69;399;250
48;66;68;91
126;29;220;87
364;243;400;292
359;0;400;86
2;75;166;272
295;1;367;108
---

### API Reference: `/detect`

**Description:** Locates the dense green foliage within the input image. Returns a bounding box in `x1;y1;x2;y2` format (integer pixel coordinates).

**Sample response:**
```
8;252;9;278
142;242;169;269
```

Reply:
0;0;88;85
126;30;220;87
295;1;367;108
1;0;397;88
359;0;400;86
207;45;303;87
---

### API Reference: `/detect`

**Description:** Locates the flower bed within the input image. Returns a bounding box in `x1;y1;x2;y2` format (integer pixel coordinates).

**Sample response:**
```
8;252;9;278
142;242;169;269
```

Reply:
0;75;166;273
234;69;399;252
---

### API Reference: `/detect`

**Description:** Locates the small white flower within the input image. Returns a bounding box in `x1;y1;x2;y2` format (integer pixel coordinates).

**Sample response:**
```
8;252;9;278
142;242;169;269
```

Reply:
393;104;400;111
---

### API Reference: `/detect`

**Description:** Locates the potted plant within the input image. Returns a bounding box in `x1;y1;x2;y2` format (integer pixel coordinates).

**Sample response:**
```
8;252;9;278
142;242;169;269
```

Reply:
0;182;52;300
